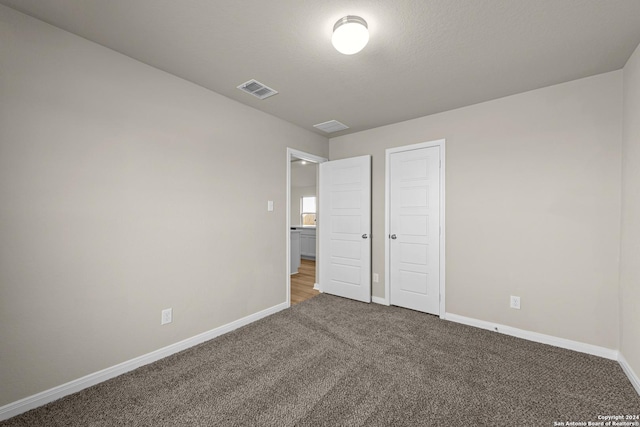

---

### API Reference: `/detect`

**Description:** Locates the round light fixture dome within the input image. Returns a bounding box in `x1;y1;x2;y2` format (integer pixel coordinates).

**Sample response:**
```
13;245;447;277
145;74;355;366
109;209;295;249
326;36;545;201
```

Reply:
331;16;369;55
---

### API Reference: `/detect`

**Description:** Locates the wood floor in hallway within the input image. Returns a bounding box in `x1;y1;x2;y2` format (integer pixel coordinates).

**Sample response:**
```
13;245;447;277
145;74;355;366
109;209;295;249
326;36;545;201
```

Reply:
291;259;319;305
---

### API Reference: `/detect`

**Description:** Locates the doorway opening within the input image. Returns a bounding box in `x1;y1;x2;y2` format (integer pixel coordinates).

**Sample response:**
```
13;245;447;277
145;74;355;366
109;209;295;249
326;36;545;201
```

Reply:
286;148;327;306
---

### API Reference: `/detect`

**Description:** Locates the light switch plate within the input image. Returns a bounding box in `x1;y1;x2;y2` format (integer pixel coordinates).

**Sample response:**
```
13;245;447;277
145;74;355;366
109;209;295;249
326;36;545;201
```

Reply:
267;200;274;211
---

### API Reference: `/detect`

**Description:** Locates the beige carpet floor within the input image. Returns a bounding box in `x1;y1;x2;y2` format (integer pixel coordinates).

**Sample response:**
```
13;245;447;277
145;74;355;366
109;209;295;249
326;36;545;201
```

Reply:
2;294;639;426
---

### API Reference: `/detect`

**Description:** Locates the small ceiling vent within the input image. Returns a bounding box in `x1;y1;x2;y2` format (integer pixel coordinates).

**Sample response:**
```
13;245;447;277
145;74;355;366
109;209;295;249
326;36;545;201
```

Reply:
313;120;349;133
237;79;278;100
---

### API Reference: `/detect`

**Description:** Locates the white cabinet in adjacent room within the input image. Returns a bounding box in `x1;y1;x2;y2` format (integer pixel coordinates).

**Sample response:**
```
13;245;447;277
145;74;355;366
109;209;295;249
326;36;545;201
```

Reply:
299;228;316;259
290;230;301;274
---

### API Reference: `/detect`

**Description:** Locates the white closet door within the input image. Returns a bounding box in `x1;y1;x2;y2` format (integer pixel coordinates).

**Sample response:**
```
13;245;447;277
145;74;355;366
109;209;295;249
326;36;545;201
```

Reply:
389;147;440;314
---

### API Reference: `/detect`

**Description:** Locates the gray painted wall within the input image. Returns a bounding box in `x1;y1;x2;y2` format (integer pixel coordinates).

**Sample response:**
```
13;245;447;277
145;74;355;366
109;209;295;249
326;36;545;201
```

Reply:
0;5;328;406
621;42;640;387
330;71;623;350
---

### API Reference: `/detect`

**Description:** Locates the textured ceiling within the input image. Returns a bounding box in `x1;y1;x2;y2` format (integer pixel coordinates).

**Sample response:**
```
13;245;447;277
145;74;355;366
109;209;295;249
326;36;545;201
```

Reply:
2;0;640;136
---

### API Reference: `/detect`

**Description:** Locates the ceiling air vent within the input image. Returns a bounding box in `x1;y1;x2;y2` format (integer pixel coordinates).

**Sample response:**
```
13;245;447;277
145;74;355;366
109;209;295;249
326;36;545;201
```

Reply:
237;79;278;100
313;120;349;133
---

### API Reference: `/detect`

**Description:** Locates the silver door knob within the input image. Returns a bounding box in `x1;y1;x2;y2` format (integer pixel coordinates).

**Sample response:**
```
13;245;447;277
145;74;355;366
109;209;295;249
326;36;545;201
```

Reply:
362;234;368;239
390;234;397;239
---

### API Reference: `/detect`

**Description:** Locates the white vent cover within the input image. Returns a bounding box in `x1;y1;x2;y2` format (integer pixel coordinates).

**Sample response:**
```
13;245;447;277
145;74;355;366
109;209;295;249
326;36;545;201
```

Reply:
313;120;349;133
237;79;278;100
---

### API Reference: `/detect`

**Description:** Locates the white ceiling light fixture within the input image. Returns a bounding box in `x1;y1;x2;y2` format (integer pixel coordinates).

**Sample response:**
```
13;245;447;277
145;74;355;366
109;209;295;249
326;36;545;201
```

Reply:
331;15;369;55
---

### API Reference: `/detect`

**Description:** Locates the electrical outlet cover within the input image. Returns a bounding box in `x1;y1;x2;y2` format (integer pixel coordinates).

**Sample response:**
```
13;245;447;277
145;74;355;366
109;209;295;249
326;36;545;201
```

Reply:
510;296;521;310
161;308;173;325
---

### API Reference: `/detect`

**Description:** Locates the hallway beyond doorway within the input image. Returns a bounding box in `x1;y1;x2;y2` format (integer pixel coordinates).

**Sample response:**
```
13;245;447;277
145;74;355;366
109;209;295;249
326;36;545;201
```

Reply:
291;259;318;305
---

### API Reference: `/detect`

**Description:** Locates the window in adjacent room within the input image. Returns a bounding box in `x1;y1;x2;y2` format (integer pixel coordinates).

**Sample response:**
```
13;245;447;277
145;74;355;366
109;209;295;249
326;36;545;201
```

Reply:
301;196;316;226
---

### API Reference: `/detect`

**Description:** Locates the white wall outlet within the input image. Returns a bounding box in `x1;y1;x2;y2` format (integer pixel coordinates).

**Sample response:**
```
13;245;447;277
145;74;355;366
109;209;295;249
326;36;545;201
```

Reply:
161;308;173;325
373;273;379;283
267;200;274;211
510;296;521;310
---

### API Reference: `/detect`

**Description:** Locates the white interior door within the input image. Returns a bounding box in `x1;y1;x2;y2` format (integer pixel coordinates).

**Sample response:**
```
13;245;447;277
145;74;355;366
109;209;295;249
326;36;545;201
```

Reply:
389;146;440;314
319;156;371;303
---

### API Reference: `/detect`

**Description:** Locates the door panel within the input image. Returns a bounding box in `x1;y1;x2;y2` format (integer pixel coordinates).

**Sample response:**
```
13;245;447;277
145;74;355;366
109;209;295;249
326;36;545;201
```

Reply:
390;147;440;314
319;156;371;303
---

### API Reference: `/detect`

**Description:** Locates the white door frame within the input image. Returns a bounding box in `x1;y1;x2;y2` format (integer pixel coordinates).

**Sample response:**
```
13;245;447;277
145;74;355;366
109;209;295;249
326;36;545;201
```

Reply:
384;139;446;318
286;148;328;307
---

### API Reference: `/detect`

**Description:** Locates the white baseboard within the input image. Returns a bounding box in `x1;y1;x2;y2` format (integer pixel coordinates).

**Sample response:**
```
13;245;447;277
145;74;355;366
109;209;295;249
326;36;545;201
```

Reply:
313;283;321;291
372;296;390;305
444;313;618;360
0;302;288;422
619;353;640;396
